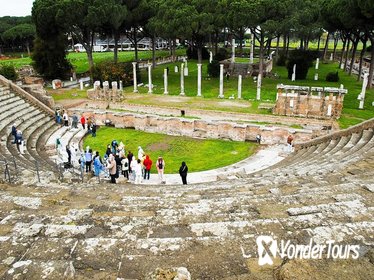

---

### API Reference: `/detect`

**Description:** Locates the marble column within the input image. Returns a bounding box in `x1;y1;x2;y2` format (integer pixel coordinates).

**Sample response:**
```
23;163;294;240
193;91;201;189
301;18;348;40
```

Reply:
238;75;242;99
256;74;261;100
250;33;254;64
232;38;236;62
180;63;185;96
197;63;202;97
163;69;168;95
147;63;153;94
218;64;224;98
359;73;369;109
291;64;296;81
132;62;138;93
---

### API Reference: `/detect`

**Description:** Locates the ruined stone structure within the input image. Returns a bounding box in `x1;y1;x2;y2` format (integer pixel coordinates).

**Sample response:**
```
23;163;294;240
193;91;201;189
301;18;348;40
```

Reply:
68;109;322;145
1;75;374;279
221;58;273;77
87;80;124;102
273;84;347;119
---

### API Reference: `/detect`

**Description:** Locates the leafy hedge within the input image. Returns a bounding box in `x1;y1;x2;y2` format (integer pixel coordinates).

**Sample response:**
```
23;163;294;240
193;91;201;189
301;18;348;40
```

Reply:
286;50;317;80
207;60;220;77
186;47;210;60
92;61;138;87
326;71;339;82
0;64;18;80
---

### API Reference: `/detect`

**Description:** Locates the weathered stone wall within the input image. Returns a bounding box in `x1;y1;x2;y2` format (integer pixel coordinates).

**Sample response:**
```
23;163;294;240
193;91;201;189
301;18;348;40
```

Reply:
21;84;55;109
273;85;346;119
69;109;319;144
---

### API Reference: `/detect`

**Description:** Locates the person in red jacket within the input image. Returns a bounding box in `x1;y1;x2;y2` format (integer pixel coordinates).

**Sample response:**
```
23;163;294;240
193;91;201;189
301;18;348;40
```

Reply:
143;155;152;180
80;115;86;129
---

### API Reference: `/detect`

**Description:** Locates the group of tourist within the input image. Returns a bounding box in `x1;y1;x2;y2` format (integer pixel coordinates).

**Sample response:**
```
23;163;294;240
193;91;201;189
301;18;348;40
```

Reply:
53;110;192;184
55;109;97;137
79;142;170;184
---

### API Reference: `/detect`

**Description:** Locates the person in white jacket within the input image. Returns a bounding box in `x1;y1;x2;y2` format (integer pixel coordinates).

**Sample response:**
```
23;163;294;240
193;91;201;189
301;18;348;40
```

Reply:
134;159;142;184
130;155;137;181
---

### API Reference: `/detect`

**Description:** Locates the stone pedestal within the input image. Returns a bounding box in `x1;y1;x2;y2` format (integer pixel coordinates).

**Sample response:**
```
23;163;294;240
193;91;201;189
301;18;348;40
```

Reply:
218;64;224;98
174;65;178;73
103;81;109;99
314;74;319;81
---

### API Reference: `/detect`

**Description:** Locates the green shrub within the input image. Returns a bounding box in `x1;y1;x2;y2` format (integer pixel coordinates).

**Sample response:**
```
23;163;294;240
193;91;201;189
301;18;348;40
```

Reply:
326;71;339;82
186;47;210;60
213;48;229;61
276;52;287;66
286;50;315;80
0;64;18;80
207;60;220;77
92;61;136;87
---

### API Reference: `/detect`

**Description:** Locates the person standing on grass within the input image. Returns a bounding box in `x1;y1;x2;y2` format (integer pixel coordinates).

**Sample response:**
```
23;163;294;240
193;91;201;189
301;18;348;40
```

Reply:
179;161;188;185
143;155;152;180
138;146;144;160
107;154;117;184
156;156;165;183
80;115;86;129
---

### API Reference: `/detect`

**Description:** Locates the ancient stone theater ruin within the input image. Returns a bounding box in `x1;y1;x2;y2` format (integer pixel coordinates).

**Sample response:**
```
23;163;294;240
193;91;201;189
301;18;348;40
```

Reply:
0;75;373;279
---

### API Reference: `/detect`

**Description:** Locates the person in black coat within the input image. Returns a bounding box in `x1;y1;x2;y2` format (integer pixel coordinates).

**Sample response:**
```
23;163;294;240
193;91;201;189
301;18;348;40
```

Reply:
179;161;188;185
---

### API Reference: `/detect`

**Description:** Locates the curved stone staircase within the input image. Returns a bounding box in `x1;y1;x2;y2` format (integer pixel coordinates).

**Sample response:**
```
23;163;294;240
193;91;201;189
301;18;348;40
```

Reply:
0;77;373;279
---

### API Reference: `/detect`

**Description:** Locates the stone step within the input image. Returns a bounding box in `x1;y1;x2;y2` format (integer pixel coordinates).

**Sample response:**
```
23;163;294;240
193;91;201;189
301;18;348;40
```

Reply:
0;95;23;108
0;107;40;135
0;92;15;102
0;100;27;121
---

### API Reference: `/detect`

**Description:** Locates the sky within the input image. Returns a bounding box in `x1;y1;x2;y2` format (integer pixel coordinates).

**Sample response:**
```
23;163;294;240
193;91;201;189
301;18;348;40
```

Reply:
0;0;34;17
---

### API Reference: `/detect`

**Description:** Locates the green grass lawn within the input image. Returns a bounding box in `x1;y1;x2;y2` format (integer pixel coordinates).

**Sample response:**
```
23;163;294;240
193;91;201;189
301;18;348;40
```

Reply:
0;49;186;74
83;127;257;174
124;60;374;128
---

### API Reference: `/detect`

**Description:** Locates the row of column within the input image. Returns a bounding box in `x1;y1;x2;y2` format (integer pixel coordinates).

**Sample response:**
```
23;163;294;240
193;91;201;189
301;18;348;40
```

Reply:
131;62;259;100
